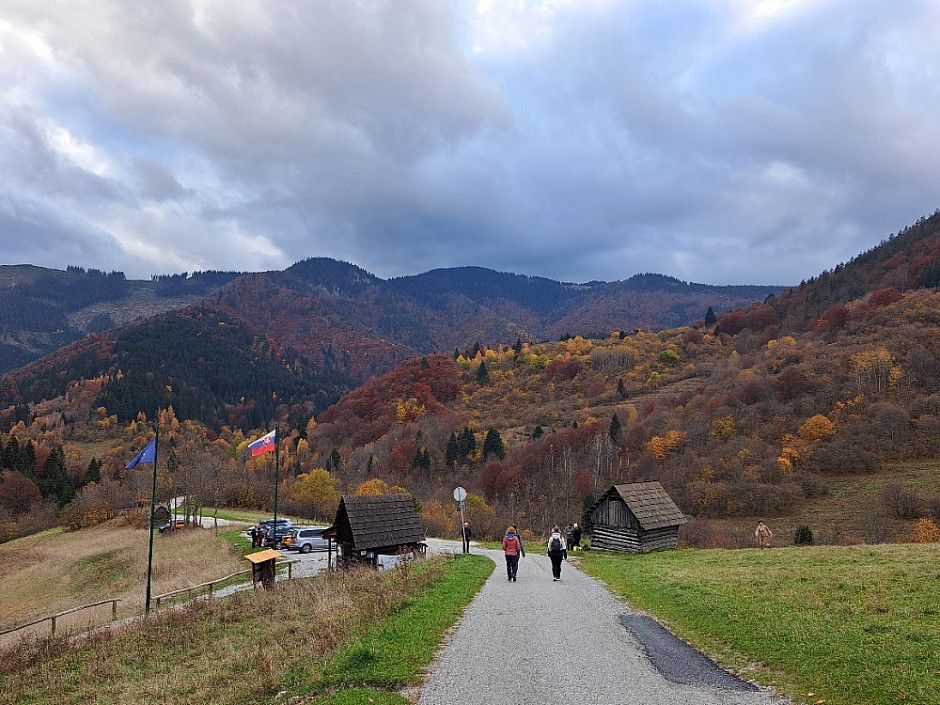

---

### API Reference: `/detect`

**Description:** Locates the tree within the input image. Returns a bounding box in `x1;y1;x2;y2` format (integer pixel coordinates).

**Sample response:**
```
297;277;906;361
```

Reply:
0;471;41;517
704;307;717;326
445;433;459;466
609;414;622;444
617;378;627;399
482;428;505;460
476;361;489;384
289;469;340;517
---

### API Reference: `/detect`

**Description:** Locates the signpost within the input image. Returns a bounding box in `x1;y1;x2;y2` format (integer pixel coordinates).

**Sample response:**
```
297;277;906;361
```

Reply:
453;486;467;553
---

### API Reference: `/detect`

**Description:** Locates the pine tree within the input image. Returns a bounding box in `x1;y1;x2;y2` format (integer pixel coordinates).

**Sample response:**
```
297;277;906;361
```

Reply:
84;457;102;485
476;361;489;384
609;413;622;443
532;424;544;439
512;337;523;355
445;433;459;466
704;306;718;326
617;378;627;398
483;428;506;460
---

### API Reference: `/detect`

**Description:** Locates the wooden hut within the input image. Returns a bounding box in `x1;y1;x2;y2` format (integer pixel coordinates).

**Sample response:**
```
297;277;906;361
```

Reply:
588;481;687;553
323;494;426;569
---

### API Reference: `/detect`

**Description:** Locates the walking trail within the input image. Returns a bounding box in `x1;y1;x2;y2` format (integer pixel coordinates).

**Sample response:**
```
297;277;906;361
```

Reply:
418;546;790;705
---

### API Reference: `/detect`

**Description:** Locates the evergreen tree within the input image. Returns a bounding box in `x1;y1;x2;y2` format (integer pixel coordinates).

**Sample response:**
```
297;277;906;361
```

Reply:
476;361;489;384
453;347;461;360
609;413;622;443
40;446;75;506
445;433;459;466
617;378;627;398
84;457;102;485
471;342;481;358
532;424;544;439
704;306;718;326
482;428;506;460
512;337;523;355
420;356;430;369
456;427;476;461
328;448;342;473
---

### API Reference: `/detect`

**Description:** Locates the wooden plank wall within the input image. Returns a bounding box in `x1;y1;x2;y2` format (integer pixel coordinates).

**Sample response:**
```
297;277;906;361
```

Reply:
591;525;679;553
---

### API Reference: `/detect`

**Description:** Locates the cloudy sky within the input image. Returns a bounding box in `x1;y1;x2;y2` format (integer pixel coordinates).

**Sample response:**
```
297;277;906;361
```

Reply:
2;0;939;286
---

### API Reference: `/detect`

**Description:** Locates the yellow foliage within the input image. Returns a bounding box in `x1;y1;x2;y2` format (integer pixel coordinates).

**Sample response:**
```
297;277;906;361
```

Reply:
289;469;340;507
712;416;735;437
798;414;834;442
395;397;427;424
909;518;940;543
649;430;687;462
355;478;408;496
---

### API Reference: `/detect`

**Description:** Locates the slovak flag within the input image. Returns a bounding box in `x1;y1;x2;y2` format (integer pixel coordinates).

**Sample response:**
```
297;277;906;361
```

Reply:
248;429;277;456
126;438;157;469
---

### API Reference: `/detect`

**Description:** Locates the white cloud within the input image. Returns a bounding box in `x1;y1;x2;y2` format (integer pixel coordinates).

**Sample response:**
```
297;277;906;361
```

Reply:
1;0;939;286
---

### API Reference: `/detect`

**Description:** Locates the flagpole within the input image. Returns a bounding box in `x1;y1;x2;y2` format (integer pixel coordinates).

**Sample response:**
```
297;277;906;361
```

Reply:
272;425;280;548
145;428;159;614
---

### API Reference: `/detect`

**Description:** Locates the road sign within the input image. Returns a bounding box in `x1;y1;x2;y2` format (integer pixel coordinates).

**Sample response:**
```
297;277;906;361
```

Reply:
453;486;467;502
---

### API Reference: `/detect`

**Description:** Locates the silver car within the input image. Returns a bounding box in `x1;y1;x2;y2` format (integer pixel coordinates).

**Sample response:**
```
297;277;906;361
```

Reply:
285;527;329;553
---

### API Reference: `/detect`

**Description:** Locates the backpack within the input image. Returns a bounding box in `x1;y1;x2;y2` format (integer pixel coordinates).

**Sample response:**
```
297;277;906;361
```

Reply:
550;536;562;552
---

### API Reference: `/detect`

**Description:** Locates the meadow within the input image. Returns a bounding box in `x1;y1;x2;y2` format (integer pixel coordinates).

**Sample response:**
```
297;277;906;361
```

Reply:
580;543;940;705
0;554;492;705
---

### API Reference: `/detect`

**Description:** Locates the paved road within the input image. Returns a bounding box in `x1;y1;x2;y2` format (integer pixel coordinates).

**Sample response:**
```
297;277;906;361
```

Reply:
417;547;789;705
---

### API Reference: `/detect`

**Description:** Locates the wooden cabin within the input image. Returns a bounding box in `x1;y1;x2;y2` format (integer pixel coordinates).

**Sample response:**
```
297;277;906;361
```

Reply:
588;481;687;553
323;494;426;569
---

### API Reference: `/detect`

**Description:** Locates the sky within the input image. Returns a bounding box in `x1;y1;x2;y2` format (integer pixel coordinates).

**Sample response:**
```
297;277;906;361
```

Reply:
2;0;940;287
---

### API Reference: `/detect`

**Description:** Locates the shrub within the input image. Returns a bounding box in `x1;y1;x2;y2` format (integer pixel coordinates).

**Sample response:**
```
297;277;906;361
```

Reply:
909;518;940;543
793;525;815;545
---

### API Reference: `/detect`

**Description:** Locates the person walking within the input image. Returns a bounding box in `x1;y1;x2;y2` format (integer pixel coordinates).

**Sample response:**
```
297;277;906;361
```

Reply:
755;520;773;548
547;525;567;581
502;526;523;581
461;522;473;553
571;522;582;550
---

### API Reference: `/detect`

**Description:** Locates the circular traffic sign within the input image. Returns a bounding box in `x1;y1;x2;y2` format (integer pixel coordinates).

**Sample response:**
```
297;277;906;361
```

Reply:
453;486;467;502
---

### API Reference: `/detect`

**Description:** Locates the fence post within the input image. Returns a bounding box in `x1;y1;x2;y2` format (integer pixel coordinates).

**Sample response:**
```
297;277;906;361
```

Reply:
50;615;56;638
112;600;117;620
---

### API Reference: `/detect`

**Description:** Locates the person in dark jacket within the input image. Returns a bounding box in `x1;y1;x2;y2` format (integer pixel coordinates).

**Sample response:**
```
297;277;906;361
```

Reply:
461;522;472;553
547;525;567;581
571;522;583;549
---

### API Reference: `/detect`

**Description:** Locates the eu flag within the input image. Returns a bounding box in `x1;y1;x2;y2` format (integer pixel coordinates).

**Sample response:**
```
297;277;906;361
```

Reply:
126;438;157;469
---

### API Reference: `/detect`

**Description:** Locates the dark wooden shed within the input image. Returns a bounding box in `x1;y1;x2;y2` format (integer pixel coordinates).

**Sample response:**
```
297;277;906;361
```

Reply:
323;494;427;569
588;481;687;553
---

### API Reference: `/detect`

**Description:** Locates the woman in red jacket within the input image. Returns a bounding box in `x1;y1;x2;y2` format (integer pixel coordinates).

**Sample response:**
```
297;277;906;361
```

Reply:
502;526;523;582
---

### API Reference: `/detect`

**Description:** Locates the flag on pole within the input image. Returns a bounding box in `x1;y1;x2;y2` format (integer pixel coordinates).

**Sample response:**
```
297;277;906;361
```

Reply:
248;429;277;456
126;438;157;469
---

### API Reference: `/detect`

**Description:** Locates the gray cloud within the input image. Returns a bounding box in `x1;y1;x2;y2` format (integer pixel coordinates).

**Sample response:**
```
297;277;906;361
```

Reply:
1;0;939;286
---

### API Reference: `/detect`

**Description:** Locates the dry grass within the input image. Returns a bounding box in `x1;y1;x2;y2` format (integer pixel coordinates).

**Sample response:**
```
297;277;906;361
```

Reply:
0;561;455;705
0;516;245;635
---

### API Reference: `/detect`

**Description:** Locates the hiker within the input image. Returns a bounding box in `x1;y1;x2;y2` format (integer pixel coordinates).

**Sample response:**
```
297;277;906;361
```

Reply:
564;524;574;553
571;522;582;549
461;522;472;554
502;526;523;582
755;520;773;548
249;525;258;548
547;525;567;581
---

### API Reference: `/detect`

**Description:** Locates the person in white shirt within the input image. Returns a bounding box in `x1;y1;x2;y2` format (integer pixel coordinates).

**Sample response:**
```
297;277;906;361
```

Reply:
546;525;567;581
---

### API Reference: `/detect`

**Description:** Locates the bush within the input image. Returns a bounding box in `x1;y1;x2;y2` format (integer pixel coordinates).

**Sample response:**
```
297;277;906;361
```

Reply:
793;525;815;545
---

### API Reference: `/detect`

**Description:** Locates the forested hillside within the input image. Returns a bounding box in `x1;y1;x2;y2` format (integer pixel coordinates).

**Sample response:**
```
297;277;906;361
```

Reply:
2;212;940;546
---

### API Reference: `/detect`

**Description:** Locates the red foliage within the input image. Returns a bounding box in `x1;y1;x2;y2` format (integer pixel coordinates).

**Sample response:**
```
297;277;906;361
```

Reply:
815;304;850;333
0;471;41;517
717;310;746;336
545;358;584;382
867;287;904;309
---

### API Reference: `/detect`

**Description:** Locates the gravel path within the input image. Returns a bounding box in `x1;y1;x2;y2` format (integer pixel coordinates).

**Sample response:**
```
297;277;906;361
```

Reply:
417;548;789;705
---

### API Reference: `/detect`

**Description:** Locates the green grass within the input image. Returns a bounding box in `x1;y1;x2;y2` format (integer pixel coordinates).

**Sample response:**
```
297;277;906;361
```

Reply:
580;544;940;705
0;554;492;705
303;555;493;701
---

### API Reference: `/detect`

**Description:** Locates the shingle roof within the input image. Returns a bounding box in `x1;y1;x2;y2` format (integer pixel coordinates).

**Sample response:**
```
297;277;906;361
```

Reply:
610;481;687;530
328;494;426;552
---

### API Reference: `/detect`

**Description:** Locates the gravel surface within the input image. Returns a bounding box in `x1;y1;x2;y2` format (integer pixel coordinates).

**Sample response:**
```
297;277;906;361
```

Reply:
417;548;789;705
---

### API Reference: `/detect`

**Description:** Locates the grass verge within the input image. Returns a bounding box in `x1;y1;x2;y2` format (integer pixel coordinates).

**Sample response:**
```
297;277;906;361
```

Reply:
0;554;492;705
580;544;940;705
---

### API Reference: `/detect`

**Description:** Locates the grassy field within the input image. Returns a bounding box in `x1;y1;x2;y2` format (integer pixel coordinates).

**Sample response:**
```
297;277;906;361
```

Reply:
580;543;940;705
0;554;493;705
0;518;245;636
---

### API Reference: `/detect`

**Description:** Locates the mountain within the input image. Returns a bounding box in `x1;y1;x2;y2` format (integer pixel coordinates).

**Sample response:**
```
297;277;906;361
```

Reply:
0;305;349;433
207;258;784;382
0;265;242;375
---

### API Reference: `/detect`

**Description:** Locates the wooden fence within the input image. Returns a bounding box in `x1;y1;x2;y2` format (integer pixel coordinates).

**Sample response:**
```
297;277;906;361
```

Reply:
0;599;121;641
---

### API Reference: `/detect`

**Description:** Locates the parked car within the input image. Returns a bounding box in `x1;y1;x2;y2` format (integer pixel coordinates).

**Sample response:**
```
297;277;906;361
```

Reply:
284;527;329;553
158;519;186;533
